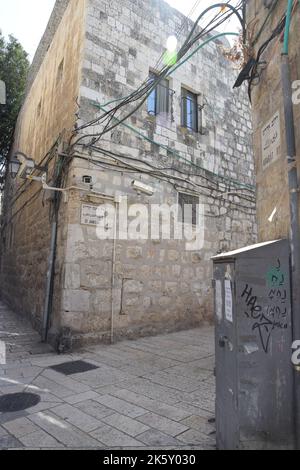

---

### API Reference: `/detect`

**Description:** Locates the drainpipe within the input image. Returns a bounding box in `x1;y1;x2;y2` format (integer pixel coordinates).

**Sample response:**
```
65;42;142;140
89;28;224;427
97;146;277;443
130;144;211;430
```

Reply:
42;220;58;342
281;0;300;449
110;202;117;344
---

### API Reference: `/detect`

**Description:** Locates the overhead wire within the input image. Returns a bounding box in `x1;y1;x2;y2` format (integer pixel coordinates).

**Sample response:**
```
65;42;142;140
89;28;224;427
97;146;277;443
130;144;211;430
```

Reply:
3;1;254;221
71;0;244;144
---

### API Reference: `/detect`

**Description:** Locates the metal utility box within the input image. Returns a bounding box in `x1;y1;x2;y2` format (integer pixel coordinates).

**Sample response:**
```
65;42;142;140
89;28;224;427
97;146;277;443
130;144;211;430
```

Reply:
212;239;294;450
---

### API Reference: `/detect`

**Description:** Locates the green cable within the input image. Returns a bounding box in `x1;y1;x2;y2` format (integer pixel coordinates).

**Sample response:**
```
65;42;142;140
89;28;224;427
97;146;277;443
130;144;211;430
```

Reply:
183;3;244;48
92;103;254;191
169;32;239;74
91;32;254;191
283;0;294;54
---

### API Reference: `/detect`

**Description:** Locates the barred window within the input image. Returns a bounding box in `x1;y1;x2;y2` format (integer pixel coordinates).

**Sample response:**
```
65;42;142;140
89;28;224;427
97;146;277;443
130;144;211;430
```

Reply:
181;88;198;132
147;72;170;116
178;192;199;226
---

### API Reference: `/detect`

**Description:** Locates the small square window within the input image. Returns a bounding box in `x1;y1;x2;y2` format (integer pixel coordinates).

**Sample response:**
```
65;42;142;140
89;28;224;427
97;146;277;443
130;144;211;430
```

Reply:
181;88;198;132
178;192;199;226
147;72;170;116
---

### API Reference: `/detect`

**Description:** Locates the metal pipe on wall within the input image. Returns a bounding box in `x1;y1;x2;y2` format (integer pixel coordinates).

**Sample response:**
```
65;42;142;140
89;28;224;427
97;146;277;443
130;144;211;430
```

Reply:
110;202;118;344
42;220;58;342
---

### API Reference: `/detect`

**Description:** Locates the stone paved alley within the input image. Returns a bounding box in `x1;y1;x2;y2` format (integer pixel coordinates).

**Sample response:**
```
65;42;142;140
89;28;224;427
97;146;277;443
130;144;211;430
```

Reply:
0;301;216;449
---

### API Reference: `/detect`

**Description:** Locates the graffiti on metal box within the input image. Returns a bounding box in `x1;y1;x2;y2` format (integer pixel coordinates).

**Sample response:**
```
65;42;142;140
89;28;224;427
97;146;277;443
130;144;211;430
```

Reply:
241;260;288;353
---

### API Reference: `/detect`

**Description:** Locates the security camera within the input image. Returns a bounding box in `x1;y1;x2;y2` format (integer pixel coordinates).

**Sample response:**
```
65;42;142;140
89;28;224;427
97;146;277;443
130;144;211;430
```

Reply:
131;180;155;196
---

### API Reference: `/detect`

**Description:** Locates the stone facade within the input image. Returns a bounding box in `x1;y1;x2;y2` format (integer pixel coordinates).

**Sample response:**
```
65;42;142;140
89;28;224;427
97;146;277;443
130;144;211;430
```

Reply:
25;0;70;95
245;1;300;241
0;0;257;348
0;0;87;334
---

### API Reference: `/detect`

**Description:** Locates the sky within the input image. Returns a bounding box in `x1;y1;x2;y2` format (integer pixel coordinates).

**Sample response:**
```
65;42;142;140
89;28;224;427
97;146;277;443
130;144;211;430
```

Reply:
0;0;240;60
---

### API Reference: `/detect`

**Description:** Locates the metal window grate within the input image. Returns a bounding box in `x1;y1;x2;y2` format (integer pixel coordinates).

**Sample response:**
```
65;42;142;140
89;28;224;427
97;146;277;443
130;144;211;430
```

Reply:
178;192;199;226
147;72;174;116
181;89;199;132
49;360;99;376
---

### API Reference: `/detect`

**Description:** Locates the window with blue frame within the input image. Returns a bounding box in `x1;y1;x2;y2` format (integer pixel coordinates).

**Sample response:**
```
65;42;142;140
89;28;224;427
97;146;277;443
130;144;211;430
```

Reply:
181;88;198;132
147;72;170;116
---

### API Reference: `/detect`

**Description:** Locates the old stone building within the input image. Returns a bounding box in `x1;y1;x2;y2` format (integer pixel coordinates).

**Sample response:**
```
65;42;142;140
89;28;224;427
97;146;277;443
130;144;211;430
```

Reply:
245;0;300;241
0;0;256;348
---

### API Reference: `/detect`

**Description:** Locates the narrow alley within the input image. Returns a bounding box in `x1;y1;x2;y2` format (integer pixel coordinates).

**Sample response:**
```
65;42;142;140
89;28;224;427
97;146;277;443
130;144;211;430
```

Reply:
0;302;216;449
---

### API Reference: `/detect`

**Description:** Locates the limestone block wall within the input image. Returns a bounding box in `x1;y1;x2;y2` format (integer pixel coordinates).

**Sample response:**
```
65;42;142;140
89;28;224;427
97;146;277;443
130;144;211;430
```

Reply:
0;0;258;346
246;1;300;241
0;0;86;332
54;0;257;345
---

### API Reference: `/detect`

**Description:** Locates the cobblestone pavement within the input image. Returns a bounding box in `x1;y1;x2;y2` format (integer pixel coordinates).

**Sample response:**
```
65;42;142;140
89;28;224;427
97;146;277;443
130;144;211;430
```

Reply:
0;301;216;450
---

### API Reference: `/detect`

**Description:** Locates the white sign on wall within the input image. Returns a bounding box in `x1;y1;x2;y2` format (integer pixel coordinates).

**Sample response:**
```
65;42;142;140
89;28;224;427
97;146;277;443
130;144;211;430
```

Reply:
261;111;281;170
224;280;233;323
81;204;103;226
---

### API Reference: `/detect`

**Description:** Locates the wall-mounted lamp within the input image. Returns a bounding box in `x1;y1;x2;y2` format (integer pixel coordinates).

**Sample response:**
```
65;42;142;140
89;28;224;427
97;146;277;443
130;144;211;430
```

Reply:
9;152;46;181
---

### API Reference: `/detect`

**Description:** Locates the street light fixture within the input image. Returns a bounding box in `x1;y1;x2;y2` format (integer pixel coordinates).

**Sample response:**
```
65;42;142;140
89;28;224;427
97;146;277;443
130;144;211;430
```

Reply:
9;152;46;180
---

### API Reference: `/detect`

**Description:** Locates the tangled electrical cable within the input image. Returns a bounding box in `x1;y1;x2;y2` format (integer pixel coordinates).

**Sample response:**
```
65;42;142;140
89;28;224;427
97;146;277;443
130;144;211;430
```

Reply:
64;0;255;216
234;0;299;101
247;13;287;101
3;0;254;227
72;144;256;215
70;0;245;149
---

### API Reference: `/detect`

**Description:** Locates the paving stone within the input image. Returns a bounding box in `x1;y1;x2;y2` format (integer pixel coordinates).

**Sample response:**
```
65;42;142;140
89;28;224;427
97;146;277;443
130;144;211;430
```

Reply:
41;369;90;393
64;390;101;404
3;366;42;379
176;402;215;419
19;429;64;448
94;394;146;418
26;401;63;414
181;415;216;435
0;425;8;437
137;429;182;447
102;413;150;437
75;399;114;420
94;384;126;396
72;367;137;388
116;378;180;405
112;389;191;421
165;364;213;381
142;370;204;392
0;409;29;425
0;434;22;449
51;403;103;432
90;424;143;447
137;412;189;437
29;411;101;448
31;375;77;399
2;417;40;437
